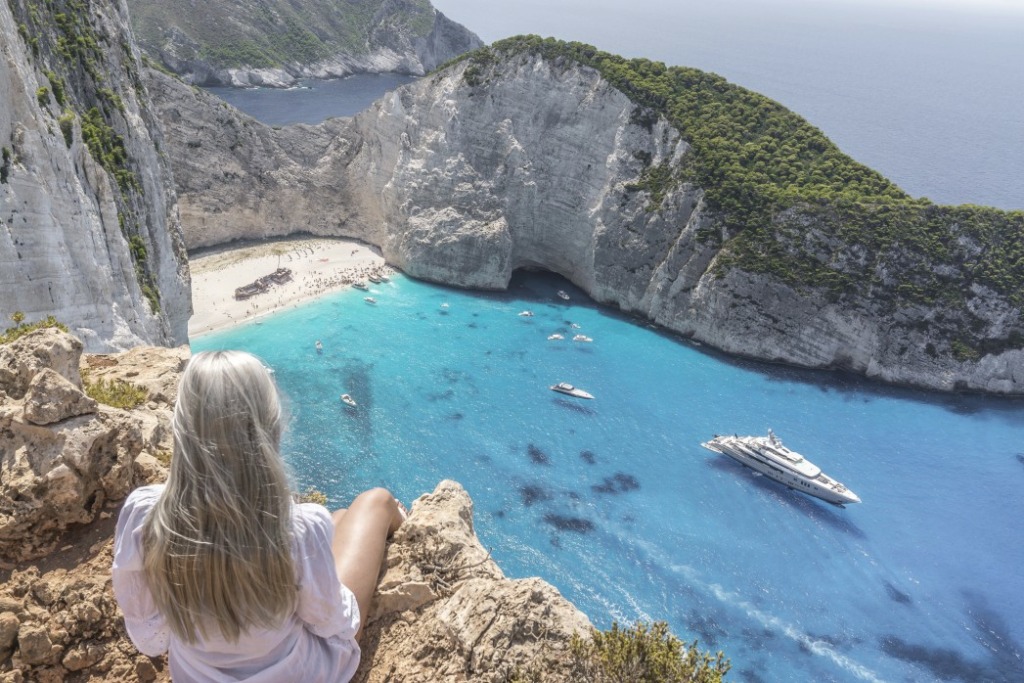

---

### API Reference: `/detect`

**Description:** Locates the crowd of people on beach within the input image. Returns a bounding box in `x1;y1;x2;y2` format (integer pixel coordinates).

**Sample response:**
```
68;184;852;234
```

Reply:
190;239;395;335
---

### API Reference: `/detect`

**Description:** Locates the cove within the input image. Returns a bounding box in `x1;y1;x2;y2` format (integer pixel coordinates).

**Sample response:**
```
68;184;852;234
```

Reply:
193;270;1024;683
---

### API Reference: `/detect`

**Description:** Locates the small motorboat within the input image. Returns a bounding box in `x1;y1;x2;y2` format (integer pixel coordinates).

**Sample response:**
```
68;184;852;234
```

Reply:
340;393;358;408
352;281;369;291
570;323;581;329
548;334;564;340
518;310;534;317
557;290;570;301
364;297;377;304
315;340;323;353
440;302;450;309
550;382;594;399
573;334;593;343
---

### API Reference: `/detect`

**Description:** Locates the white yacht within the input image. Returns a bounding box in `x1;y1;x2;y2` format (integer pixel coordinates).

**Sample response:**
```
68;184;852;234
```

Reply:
701;429;860;506
548;333;564;340
572;334;593;342
518;310;534;317
557;290;570;301
340;393;358;408
364;297;377;305
550;382;594;399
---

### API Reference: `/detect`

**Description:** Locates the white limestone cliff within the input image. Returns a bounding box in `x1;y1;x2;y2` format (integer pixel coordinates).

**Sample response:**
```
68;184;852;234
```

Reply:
0;0;190;351
147;51;1024;394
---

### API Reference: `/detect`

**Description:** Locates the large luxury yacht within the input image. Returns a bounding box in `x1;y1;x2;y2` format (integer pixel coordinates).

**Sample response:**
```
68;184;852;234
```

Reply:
701;429;860;506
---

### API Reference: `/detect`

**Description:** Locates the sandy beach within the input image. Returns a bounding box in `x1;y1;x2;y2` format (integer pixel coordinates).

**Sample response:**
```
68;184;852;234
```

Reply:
188;237;392;337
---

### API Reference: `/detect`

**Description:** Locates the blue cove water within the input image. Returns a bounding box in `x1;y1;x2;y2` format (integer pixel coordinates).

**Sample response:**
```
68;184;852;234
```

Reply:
193;271;1024;683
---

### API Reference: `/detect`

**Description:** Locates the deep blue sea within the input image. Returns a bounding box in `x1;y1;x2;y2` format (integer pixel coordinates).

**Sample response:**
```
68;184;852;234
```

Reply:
193;3;1024;679
205;74;417;126
193;272;1024;683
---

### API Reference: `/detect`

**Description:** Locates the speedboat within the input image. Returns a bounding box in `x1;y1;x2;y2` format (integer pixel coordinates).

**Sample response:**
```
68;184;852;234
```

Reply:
548;334;564;340
701;429;860;506
572;334;593;342
440;302;449;309
340;393;358;408
557;290;570;301
550;382;594;399
352;281;369;291
315;340;323;353
518;310;534;317
364;297;377;304
570;323;581;329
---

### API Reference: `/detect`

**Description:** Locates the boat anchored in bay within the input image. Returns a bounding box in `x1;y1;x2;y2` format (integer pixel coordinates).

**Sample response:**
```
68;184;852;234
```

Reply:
701;429;860;506
550;382;594;399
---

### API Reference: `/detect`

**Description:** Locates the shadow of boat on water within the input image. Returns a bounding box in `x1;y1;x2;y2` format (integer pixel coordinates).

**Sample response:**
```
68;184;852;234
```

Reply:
705;457;866;539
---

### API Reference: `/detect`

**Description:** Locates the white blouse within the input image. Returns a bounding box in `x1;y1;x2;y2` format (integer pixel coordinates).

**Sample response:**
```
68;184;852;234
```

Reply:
112;485;360;683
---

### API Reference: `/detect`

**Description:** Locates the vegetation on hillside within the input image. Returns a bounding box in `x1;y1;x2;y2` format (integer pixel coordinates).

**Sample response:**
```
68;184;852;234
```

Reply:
448;36;1024;359
569;621;730;683
506;620;730;682
9;0;163;313
126;0;440;70
0;312;68;345
81;371;149;410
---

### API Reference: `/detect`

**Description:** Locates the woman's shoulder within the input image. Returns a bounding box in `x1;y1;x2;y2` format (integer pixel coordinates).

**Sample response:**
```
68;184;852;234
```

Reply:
122;484;166;516
126;483;166;504
291;502;334;544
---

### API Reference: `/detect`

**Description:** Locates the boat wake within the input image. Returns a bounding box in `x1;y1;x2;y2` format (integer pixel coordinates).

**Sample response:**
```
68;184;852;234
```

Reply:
628;539;886;683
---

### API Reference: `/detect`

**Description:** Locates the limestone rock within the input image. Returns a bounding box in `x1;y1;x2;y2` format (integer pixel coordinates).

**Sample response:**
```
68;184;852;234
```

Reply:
82;344;190;407
23;368;97;425
0;328;84;399
0;330;182;563
0;0;191;352
149;44;1024;394
355;481;592;682
125;0;481;87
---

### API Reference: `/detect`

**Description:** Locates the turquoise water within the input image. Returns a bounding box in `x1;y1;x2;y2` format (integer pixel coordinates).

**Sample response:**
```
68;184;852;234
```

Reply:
193;271;1024;682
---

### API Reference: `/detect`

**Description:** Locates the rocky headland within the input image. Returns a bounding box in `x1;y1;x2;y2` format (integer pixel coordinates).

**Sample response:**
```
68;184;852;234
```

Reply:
147;37;1024;395
125;0;483;87
0;329;590;682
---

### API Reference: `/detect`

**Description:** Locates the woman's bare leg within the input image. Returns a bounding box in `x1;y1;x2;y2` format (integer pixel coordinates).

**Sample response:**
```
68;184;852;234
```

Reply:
330;488;405;640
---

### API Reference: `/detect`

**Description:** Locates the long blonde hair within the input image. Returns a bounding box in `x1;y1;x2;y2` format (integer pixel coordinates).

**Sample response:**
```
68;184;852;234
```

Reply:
143;350;296;643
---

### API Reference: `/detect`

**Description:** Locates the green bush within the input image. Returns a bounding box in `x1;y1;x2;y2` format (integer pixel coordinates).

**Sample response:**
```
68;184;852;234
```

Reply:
0;314;68;345
36;86;50;108
58;109;75;147
82;374;149;410
569;621;730;683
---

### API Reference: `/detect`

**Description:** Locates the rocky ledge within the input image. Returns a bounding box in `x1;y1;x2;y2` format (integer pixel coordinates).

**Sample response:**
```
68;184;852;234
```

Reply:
0;331;589;682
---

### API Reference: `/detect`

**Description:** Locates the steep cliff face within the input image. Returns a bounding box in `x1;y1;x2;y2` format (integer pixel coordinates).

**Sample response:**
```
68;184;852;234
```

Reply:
0;0;190;351
147;45;1024;394
126;0;482;87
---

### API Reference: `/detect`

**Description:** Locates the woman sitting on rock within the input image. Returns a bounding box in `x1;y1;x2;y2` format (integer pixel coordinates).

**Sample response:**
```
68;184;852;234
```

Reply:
112;350;405;682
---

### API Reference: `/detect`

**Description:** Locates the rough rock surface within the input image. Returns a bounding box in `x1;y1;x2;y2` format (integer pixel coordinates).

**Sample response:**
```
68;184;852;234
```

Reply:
0;0;191;352
126;0;482;87
0;329;178;564
1;334;592;682
148;49;1024;394
358;481;591;682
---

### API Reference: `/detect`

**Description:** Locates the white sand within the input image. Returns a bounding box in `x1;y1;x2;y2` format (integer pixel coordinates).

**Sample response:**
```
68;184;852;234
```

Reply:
188;237;392;337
